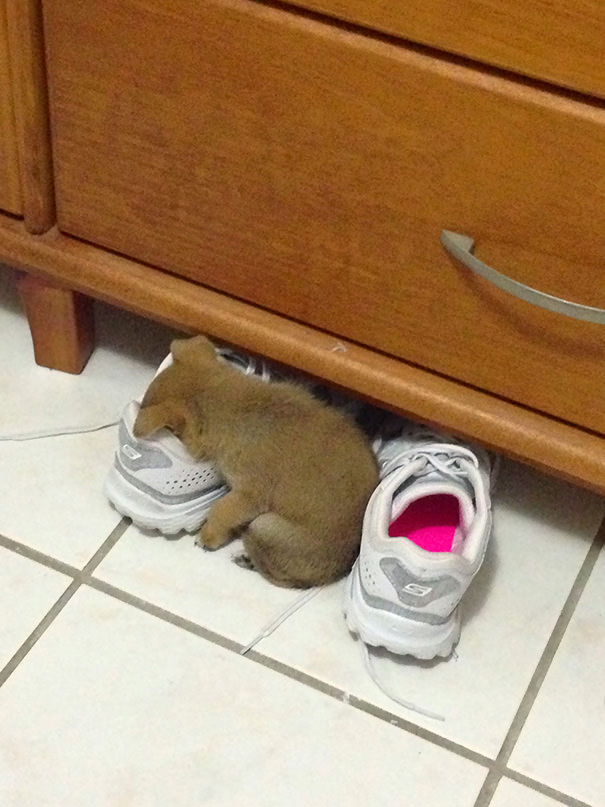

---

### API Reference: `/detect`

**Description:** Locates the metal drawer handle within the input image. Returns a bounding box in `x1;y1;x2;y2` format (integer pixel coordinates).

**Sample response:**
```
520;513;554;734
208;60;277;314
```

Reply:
440;229;605;324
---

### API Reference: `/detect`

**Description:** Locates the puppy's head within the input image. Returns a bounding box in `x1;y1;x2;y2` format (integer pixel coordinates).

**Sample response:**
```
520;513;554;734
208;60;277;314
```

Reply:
133;335;219;439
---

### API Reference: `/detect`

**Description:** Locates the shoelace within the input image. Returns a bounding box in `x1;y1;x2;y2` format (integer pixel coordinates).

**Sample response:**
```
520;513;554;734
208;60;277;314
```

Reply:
0;419;120;441
362;644;445;721
218;348;275;383
239;587;322;655
378;441;480;483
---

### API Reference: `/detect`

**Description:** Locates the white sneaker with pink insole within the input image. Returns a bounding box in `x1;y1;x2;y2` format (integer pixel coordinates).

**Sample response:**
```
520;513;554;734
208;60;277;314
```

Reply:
344;421;495;660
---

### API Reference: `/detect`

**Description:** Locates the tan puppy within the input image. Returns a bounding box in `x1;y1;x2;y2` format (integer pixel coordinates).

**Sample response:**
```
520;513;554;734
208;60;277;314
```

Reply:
134;335;378;588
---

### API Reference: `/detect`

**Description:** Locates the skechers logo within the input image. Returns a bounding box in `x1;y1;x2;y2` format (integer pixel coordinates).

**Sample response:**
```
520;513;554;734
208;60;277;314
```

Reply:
402;582;433;598
380;558;459;607
117;421;172;470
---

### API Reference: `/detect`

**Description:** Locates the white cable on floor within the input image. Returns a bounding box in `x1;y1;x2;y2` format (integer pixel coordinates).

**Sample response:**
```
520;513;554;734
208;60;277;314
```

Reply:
362;644;445;722
239;587;322;655
0;419;120;441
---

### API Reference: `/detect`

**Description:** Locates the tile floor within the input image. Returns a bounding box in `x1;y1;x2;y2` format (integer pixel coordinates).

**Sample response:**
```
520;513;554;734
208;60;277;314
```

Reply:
1;265;604;807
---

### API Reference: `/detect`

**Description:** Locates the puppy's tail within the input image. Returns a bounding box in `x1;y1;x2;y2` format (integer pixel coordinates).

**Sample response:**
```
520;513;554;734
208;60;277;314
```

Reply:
242;513;358;589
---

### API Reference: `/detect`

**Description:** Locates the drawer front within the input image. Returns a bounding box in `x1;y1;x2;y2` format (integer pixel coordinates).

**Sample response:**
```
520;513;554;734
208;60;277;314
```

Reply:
287;0;605;100
44;0;605;433
0;2;21;215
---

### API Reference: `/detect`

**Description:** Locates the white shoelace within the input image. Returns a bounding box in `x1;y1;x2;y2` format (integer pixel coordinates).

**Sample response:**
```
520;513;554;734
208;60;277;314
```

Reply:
378;442;480;484
239;587;322;655
362;644;445;721
0;419;120;441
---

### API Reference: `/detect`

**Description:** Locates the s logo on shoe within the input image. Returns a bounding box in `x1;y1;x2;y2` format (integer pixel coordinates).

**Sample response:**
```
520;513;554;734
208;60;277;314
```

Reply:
122;444;142;461
380;558;459;607
402;582;433;597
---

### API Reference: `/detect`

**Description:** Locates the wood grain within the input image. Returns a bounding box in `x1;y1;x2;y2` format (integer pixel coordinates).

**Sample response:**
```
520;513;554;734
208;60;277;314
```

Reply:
1;215;604;492
6;0;55;232
44;0;605;433
290;0;605;99
0;0;22;214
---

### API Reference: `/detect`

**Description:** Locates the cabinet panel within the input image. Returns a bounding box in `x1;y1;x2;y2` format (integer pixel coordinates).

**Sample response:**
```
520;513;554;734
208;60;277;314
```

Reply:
0;1;22;215
44;0;605;433
285;0;605;99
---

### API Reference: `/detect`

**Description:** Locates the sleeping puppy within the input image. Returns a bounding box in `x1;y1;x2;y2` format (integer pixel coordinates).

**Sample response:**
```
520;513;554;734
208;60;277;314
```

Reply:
134;335;379;588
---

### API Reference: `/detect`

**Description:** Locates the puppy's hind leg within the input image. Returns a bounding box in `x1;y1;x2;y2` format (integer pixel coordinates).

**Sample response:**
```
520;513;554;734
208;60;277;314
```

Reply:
242;514;332;589
197;490;263;551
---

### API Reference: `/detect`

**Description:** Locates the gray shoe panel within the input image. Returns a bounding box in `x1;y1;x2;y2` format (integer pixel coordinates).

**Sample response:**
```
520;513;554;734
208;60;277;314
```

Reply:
113;458;226;505
379;557;460;608
118;421;173;472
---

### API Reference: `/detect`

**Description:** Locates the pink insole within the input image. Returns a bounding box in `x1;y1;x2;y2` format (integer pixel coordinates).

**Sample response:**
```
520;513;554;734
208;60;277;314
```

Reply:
388;494;460;552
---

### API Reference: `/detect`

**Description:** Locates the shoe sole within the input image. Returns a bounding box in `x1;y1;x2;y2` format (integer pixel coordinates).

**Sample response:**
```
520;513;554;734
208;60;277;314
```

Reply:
343;567;461;660
103;465;227;535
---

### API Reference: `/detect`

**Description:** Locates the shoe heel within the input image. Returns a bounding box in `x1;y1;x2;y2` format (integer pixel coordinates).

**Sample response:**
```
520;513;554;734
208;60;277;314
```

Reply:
344;567;460;661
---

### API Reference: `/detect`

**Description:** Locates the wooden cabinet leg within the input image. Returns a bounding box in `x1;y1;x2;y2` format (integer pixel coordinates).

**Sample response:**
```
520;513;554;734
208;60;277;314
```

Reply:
17;273;95;373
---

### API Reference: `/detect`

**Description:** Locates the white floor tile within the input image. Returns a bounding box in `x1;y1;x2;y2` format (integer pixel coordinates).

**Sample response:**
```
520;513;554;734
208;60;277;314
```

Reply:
0;428;125;566
0;586;487;807
0;547;71;668
94;524;314;646
509;543;605;807
251;460;605;757
491;778;569;807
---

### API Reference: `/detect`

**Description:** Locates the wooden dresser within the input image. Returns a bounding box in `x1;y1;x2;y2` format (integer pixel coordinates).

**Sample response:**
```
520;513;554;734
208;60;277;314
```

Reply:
1;0;604;493
0;1;22;216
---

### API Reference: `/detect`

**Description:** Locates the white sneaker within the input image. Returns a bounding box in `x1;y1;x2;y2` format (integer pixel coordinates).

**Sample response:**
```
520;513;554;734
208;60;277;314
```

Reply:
344;421;495;660
103;347;279;534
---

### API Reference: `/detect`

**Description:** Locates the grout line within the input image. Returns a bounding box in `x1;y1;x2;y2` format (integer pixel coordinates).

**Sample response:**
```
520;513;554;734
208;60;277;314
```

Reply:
471;517;605;807
1;519;603;807
497;522;605;764
88;577;243;655
0;532;80;578
80;519;132;576
0;527;491;768
0;522;130;690
472;770;501;807
500;768;596;807
0;580;81;689
0;532;493;767
245;647;495;768
0;518;130;580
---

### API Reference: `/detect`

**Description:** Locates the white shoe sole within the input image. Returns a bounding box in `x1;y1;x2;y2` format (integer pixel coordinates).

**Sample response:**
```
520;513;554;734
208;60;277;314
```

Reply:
103;465;227;535
343;566;461;660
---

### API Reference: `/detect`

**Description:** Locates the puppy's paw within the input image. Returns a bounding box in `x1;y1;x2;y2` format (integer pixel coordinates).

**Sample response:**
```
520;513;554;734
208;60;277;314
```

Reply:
232;553;255;571
197;521;230;551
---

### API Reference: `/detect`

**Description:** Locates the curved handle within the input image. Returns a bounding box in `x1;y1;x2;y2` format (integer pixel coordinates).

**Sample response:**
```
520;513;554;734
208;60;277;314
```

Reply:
440;230;605;324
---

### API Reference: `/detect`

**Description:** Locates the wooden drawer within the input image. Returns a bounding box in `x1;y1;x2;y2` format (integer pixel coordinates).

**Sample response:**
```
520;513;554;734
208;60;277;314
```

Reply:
287;0;605;100
44;0;605;434
0;1;22;215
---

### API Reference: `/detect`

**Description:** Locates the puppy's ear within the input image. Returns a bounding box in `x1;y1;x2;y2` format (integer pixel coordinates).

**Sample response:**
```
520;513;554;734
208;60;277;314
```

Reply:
133;401;189;438
170;335;216;365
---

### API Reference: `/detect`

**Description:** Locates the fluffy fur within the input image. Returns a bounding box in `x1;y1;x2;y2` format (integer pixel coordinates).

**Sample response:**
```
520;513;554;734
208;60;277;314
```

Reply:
134;335;379;588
